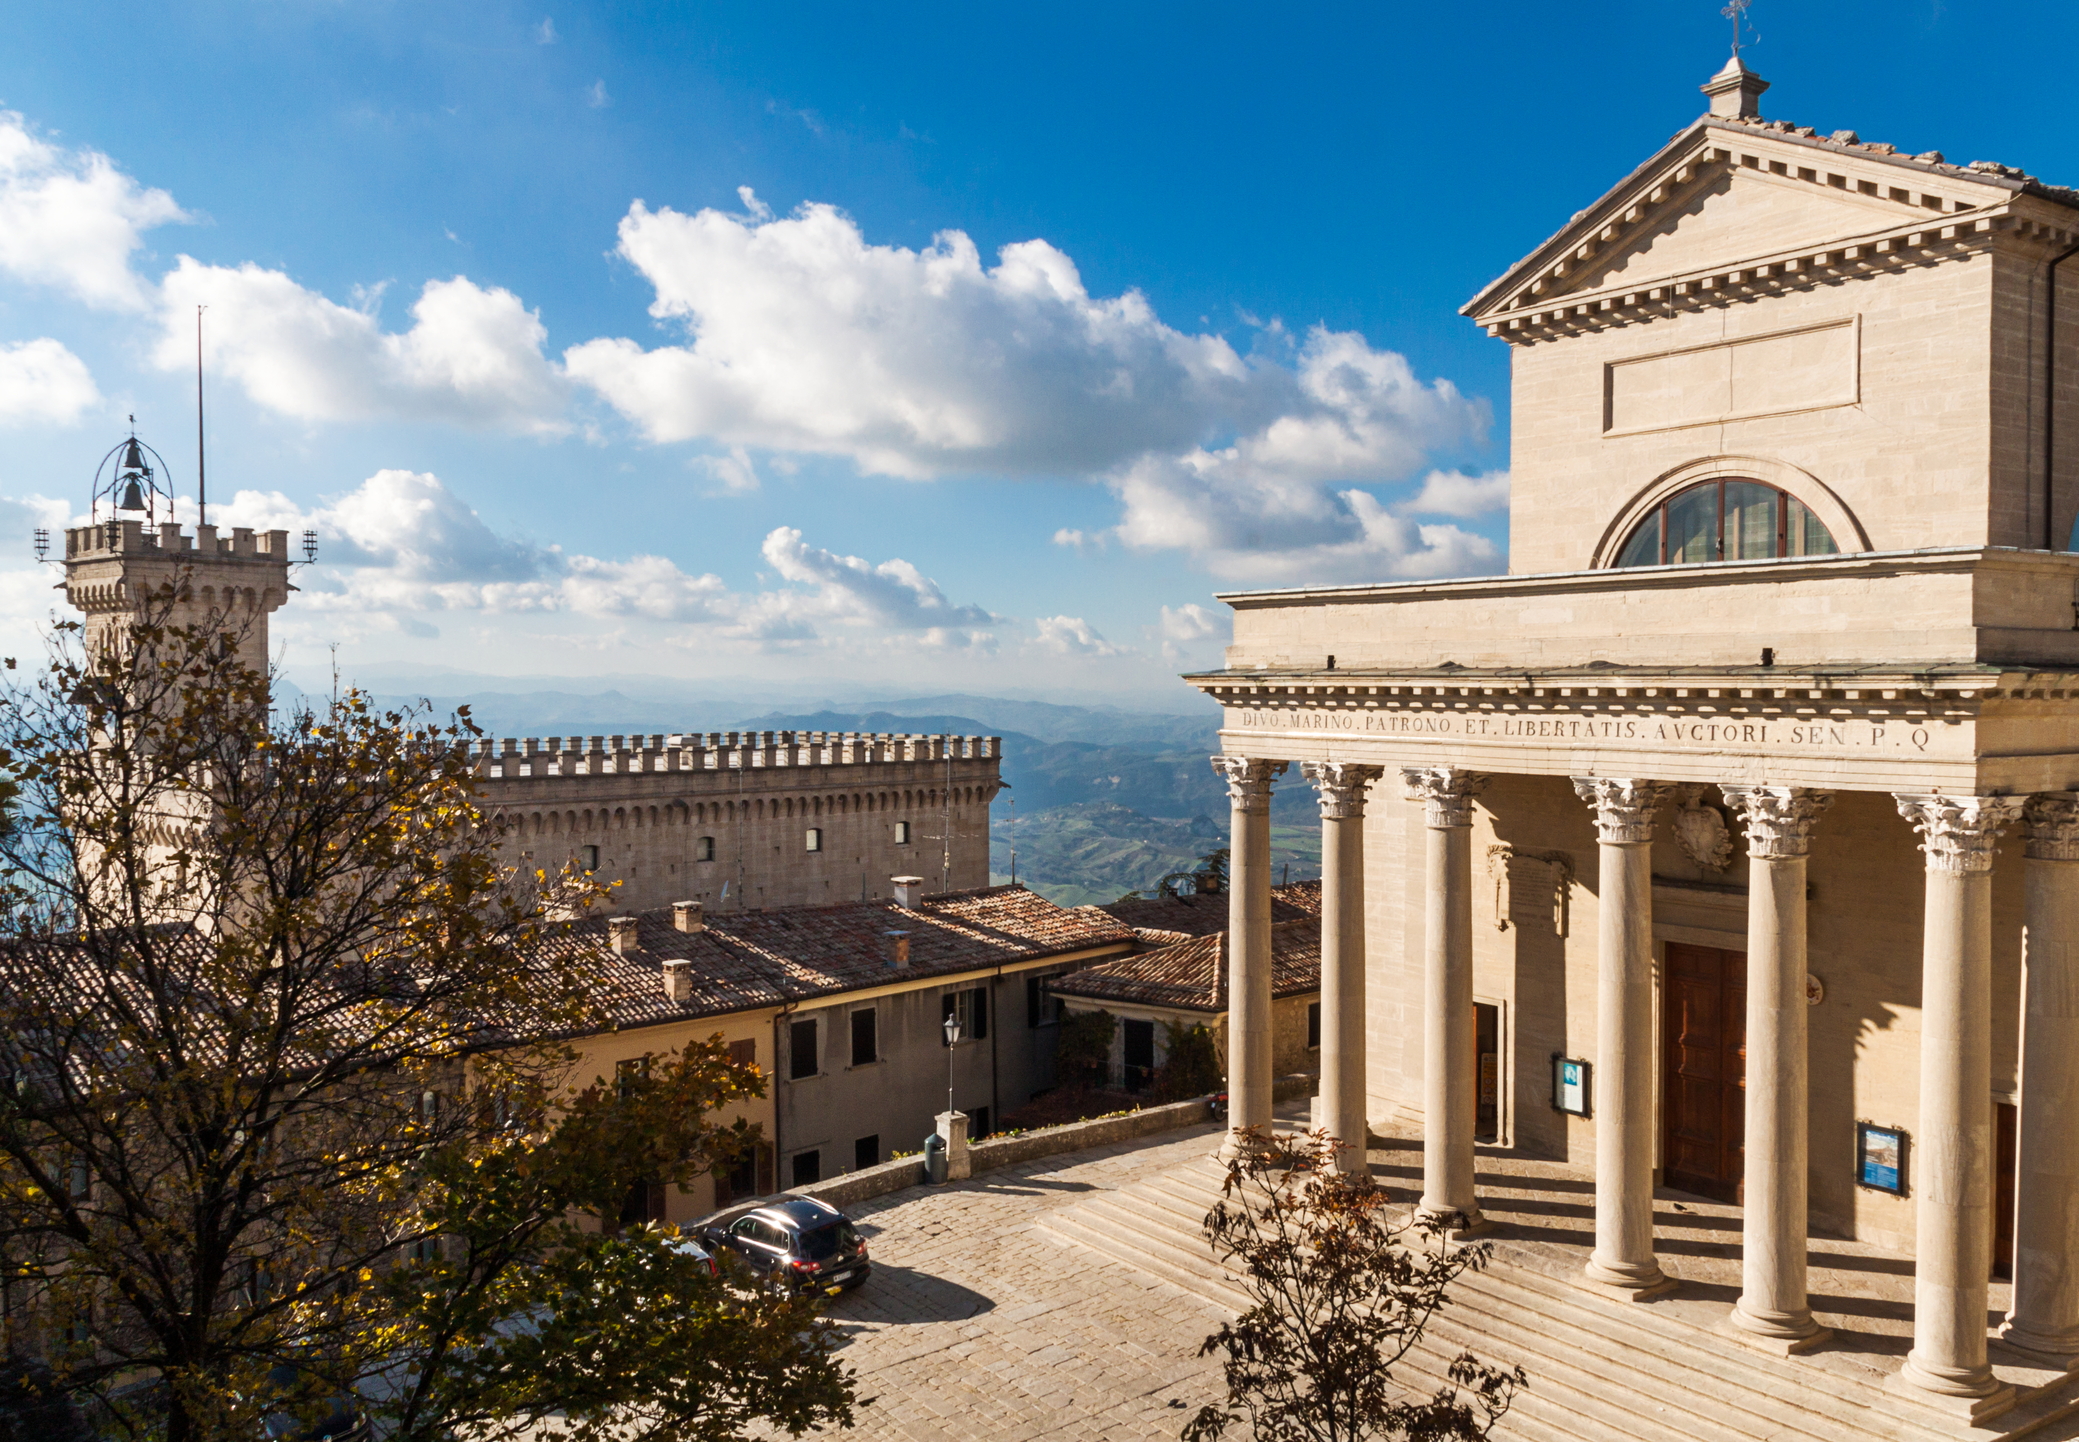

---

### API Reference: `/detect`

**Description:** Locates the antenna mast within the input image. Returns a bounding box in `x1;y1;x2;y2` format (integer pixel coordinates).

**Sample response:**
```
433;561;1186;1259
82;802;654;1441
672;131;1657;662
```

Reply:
195;305;208;526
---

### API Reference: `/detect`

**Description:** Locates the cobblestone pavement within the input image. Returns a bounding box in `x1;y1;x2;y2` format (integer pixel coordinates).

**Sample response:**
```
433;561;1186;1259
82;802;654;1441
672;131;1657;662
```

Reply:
790;1122;1239;1442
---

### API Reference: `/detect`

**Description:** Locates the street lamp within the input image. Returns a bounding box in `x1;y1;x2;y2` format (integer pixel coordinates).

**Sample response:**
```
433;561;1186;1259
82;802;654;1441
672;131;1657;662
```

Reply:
942;1012;962;1115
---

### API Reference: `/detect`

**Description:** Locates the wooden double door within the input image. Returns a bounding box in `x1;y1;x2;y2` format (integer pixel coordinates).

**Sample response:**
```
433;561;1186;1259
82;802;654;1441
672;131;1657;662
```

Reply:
1662;943;1746;1202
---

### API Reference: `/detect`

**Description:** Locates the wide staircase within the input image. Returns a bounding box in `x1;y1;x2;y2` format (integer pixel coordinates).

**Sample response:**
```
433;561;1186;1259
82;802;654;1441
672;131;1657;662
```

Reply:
1037;1150;2079;1442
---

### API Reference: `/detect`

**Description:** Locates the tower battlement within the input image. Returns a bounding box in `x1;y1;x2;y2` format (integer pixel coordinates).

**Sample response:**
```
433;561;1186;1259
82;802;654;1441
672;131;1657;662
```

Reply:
466;730;999;779
62;520;292;671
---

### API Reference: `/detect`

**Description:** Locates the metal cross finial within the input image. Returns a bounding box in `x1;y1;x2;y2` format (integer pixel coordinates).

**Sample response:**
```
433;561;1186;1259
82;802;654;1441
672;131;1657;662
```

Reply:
1722;0;1752;57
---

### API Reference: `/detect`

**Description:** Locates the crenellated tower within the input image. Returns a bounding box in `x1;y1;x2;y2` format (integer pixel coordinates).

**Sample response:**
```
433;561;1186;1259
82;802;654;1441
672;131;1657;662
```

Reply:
59;433;293;676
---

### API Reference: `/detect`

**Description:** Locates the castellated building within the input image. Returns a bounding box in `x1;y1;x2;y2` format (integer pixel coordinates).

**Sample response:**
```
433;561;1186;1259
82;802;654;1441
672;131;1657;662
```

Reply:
468;730;1002;913
59;499;1003;914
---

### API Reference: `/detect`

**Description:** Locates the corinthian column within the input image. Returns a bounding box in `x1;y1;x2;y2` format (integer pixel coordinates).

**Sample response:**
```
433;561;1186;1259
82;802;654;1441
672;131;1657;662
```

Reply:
1303;761;1384;1173
1720;784;1833;1351
1214;755;1286;1157
1893;793;2025;1415
2002;793;2079;1365
1403;766;1490;1231
1573;777;1675;1295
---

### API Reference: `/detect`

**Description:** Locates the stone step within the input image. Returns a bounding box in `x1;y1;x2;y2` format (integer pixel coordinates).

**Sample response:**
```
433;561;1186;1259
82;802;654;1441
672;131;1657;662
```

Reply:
1040;1191;1247;1296
1461;1261;1947;1438
1038;1209;1249;1314
1425;1278;1904;1442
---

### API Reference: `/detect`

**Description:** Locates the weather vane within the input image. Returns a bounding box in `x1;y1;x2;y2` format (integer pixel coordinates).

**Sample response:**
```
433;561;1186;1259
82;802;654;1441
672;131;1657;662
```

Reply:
1722;0;1754;58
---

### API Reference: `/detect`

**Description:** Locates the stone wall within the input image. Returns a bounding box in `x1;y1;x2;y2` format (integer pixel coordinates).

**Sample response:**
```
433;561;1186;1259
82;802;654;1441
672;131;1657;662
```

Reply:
741;1095;1221;1214
474;731;1002;913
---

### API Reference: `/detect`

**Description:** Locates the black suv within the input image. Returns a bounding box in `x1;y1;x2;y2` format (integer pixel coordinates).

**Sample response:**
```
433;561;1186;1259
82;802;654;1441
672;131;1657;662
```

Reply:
701;1196;871;1296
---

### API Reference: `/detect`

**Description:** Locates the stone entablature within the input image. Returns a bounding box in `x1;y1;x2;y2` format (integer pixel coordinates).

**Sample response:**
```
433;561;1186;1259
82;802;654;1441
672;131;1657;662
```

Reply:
1209;547;2079;673
1193;666;2079;792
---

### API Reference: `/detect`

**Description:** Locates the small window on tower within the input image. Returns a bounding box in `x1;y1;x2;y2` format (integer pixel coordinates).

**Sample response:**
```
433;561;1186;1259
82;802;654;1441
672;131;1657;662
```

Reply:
895;821;911;844
805;827;822;852
696;836;715;862
579;845;599;873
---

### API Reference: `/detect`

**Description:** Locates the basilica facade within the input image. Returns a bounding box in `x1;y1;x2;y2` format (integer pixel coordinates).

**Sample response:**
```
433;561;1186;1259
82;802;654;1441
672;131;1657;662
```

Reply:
1195;59;2079;1422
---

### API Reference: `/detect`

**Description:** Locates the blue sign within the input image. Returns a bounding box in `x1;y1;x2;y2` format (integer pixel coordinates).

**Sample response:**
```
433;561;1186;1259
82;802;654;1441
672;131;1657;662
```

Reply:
1857;1123;1907;1196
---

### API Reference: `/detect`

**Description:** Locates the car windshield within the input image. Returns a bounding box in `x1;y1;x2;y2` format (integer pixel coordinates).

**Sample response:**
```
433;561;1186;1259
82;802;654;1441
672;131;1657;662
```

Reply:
798;1220;859;1260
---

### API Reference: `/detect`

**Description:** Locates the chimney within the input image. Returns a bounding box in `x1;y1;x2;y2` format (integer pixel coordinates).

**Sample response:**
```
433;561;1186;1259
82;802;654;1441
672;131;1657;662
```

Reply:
1700;55;1767;119
891;875;926;909
662;959;692;1004
672;900;705;933
607;916;639;955
885;930;911;969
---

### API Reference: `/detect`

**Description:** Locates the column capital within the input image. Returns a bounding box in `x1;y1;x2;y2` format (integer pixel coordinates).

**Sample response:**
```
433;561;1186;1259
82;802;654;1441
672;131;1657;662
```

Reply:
1720;784;1835;860
2025;792;2079;862
1894;793;2026;874
1302;761;1385;819
1400;766;1489;829
1571;777;1674;845
1212;755;1287;815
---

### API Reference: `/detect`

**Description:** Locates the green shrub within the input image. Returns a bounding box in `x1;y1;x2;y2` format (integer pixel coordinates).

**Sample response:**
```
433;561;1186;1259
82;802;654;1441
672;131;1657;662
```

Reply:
1056;1008;1117;1087
1153;1021;1224;1101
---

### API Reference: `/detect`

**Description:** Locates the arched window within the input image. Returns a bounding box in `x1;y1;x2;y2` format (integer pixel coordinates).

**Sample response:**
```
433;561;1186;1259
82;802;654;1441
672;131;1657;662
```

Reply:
1615;479;1839;567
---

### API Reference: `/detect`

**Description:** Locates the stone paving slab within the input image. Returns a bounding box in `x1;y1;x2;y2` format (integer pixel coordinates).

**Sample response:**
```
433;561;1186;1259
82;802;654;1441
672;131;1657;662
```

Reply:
771;1120;1244;1441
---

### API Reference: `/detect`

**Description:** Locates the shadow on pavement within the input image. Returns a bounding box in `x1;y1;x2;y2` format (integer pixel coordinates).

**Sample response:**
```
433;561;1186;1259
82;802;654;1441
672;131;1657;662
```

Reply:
822;1264;996;1327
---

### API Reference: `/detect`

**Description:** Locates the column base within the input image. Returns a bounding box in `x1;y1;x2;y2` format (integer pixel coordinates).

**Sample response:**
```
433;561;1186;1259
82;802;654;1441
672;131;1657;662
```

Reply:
1579;1251;1676;1302
1998;1320;2079;1372
1216;1123;1280;1162
1416;1204;1490;1242
1884;1367;2016;1424
1721;1313;1831;1357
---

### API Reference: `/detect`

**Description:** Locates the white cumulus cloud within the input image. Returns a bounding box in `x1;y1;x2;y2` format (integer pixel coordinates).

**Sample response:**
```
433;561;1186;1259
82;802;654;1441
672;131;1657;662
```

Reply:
563;195;1263;475
1034;615;1130;657
0;111;188;311
215;471;992;649
0;339;100;425
564;196;1493;580
1158;602;1222;642
1403;467;1510;517
156;263;568;434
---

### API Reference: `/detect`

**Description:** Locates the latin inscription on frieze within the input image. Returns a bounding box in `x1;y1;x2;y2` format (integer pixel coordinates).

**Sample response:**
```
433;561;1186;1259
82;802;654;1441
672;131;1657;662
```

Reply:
1230;707;1946;755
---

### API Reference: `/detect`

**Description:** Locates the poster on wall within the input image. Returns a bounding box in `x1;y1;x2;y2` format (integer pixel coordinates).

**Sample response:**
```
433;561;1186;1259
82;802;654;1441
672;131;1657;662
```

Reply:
1856;1122;1908;1195
1552;1056;1591;1117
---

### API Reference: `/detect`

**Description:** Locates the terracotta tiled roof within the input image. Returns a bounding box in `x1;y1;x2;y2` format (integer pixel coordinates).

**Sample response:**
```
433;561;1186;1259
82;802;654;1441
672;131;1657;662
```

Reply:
562;885;1138;1033
1048;917;1320;1014
1094;880;1321;938
1709;112;2079;206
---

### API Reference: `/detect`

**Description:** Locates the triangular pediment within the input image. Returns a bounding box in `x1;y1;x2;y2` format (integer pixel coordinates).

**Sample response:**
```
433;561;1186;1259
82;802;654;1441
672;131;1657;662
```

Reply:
1465;118;2028;323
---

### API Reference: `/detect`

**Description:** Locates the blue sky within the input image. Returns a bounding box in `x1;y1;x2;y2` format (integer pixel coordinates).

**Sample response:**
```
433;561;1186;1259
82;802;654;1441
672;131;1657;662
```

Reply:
0;0;2072;705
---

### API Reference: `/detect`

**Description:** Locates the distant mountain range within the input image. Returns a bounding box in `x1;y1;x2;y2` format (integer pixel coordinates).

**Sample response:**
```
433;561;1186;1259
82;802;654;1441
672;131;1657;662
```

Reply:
324;683;1322;907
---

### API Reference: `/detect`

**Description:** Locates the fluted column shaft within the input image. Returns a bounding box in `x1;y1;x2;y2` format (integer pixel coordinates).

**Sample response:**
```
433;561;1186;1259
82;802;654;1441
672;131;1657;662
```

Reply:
1894;793;2025;1404
2004;793;2079;1363
1405;767;1489;1227
1721;784;1833;1347
1574;778;1674;1291
1304;762;1384;1173
1214;756;1285;1155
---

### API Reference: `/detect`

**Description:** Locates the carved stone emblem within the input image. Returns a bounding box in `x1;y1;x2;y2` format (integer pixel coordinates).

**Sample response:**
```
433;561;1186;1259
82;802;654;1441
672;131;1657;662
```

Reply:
1671;784;1735;871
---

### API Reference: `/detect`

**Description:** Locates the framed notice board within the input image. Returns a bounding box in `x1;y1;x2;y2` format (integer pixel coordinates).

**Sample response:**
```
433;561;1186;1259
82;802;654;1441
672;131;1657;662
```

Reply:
1856;1121;1908;1196
1552;1056;1591;1118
